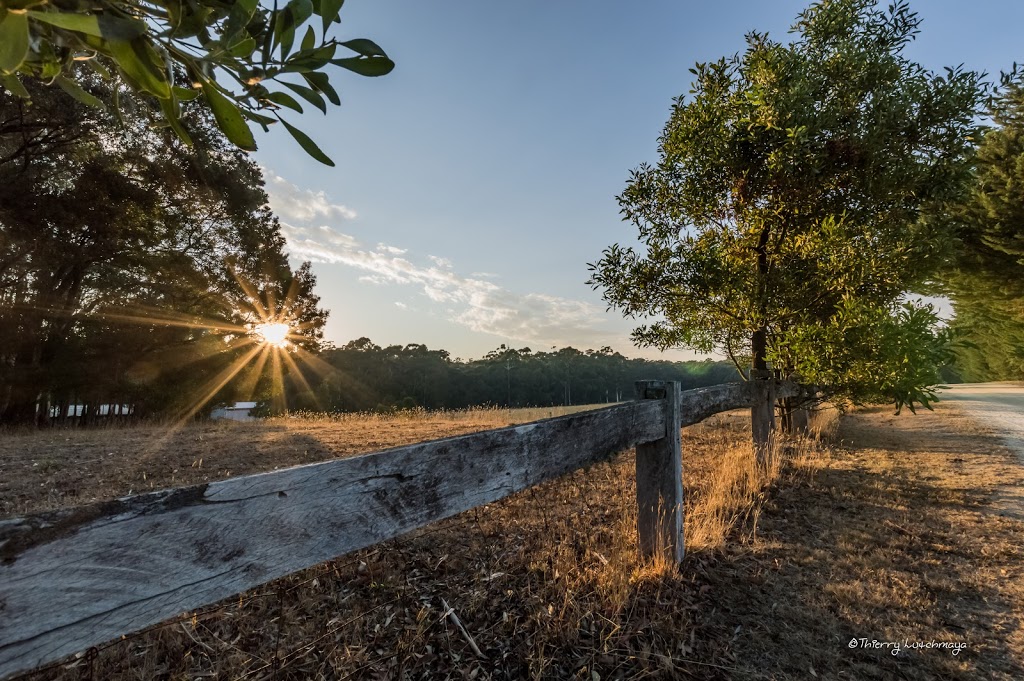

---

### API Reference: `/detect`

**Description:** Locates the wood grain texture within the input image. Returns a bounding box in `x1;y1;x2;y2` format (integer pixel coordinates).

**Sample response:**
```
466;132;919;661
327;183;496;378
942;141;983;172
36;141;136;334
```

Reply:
0;400;664;678
634;381;684;563
677;381;753;426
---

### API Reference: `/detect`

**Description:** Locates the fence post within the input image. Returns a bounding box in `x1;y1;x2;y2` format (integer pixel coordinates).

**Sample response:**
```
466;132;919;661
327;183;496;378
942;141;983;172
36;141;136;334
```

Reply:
634;380;684;564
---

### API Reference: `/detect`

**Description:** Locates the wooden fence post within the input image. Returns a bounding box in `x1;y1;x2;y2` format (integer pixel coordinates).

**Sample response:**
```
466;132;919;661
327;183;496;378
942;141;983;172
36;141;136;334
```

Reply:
634;380;684;564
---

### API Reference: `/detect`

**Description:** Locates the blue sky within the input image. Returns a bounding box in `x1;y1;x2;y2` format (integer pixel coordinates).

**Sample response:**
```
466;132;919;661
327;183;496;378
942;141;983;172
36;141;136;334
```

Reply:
254;0;1024;361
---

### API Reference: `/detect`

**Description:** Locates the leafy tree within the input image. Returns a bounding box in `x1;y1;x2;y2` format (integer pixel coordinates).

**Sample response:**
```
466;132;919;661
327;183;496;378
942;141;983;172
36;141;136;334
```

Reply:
781;300;956;413
296;340;739;415
0;0;393;164
0;78;327;424
588;0;981;445
943;71;1024;380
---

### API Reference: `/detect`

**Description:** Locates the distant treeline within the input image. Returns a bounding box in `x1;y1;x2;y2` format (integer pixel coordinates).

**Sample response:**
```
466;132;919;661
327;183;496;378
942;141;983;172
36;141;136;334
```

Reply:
269;338;740;414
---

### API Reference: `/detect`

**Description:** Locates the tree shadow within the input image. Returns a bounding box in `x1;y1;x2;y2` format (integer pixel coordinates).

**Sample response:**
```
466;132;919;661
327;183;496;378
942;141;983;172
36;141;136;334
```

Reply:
677;414;1024;680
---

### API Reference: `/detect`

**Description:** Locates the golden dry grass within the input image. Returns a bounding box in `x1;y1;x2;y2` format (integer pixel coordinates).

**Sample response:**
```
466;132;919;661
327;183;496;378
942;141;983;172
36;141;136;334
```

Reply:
0;405;601;517
5;401;1023;680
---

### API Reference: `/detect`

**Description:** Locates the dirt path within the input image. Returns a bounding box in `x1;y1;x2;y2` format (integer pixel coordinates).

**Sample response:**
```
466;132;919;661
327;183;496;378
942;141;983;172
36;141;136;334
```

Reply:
941;383;1024;521
941;382;1024;460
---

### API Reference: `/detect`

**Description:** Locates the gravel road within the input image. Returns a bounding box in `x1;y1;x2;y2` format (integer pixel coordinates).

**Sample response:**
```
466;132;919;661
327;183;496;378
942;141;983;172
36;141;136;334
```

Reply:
940;382;1024;461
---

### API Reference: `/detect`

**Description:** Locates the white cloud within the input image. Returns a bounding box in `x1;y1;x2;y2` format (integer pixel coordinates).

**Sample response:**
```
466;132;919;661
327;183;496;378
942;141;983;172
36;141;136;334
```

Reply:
278;221;616;348
264;170;630;351
264;172;357;224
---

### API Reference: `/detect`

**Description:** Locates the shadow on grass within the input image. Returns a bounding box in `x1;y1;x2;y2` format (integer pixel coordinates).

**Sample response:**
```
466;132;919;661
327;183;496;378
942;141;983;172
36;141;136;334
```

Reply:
683;413;1024;680
13;411;1024;680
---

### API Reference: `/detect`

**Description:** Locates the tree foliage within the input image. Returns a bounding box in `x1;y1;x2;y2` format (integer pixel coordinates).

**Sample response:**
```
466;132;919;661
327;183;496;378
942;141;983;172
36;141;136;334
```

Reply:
0;0;393;164
943;70;1024;380
780;300;956;413
0;77;327;424
589;0;981;420
265;340;741;415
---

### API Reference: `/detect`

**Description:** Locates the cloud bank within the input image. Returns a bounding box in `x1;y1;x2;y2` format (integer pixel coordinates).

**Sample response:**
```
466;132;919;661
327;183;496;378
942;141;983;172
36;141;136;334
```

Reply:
264;173;358;224
276;220;616;349
262;169;632;350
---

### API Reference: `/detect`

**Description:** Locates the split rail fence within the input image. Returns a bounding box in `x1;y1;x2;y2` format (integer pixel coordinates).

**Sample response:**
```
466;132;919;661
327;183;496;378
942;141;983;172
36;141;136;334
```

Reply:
0;379;799;679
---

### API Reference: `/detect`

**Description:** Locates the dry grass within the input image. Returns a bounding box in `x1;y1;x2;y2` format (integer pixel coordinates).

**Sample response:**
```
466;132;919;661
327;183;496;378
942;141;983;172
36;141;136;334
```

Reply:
6;401;1023;680
5;406;830;680
0;405;602;517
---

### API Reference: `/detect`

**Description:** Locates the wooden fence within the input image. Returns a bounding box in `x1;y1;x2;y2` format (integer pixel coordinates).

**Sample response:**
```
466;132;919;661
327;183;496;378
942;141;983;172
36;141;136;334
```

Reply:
0;379;799;679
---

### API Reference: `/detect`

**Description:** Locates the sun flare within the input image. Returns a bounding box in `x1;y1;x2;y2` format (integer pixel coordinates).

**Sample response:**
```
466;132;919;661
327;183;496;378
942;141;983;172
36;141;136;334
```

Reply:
251;321;292;348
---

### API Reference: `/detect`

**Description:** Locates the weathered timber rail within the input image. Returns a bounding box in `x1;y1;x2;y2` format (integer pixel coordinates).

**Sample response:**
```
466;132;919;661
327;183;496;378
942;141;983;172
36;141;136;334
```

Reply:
0;379;800;679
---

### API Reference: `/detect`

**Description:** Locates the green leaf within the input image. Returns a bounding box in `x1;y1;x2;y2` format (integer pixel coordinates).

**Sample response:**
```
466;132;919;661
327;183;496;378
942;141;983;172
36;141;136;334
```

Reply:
275;10;296;58
108;38;171;98
320;0;344;33
159;95;194;146
340;38;386;57
97;13;148;40
27;10;100;36
279;117;334;166
265;89;303;112
201;81;257;151
242;108;277;126
111;85;124;126
300;25;316;52
55;75;106;109
276;0;312;58
0;73;29;97
281;80;326;113
27;10;145;41
288;0;314;29
229;36;257;58
0;13;29;74
302;71;339;105
220;0;259;44
86;57;112;80
172;86;201;101
262;3;277;68
332;55;394;77
237;0;261;15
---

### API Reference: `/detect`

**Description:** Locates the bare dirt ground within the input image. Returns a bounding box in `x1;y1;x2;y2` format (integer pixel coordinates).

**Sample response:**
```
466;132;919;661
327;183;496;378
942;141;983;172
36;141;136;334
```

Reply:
4;401;1023;680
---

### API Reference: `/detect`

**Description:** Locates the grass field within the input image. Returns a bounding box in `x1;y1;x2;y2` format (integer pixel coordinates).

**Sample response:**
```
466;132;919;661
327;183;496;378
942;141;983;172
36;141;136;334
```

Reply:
3;403;1023;680
0;405;600;518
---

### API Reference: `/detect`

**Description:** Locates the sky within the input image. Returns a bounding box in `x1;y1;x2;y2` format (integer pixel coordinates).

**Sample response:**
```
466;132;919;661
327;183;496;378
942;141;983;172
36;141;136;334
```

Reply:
252;0;1024;362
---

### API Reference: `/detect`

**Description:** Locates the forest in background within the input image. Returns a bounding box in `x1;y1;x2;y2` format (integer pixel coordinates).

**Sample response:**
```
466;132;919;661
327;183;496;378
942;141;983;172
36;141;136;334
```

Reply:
270;340;742;415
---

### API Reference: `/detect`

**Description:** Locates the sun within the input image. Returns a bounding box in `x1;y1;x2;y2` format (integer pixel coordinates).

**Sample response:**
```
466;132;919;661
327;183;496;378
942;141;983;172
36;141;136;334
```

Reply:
251;321;292;348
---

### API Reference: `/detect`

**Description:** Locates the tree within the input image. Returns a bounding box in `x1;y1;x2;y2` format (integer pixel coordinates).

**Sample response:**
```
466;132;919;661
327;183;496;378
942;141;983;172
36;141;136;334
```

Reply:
0;78;327;424
943;70;1024;380
0;0;393;164
305;340;740;414
588;0;981;447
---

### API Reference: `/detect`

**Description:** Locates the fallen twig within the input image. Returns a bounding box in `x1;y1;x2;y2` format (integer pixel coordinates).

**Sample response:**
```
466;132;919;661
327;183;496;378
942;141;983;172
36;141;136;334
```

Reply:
441;597;488;659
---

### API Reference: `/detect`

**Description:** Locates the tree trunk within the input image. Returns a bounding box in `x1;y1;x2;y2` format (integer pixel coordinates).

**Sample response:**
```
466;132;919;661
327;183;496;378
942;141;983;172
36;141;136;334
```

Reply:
778;395;791;432
749;327;774;458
